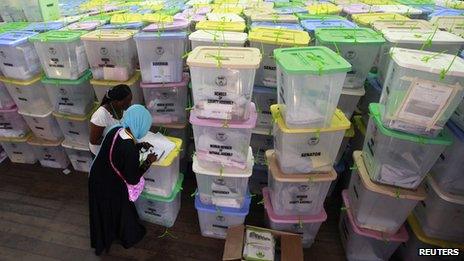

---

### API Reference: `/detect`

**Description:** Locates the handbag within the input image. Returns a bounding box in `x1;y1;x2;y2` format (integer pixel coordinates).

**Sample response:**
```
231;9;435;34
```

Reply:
109;128;145;202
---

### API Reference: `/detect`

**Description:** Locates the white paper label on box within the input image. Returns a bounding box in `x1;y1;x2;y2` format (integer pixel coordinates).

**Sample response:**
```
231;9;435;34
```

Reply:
199;103;233;120
152;61;171;82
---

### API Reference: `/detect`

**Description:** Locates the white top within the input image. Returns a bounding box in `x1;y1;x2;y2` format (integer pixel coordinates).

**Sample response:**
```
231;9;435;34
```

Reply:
188;30;248;45
89;106;120;155
206;13;245;22
381;29;464;44
371;4;422;15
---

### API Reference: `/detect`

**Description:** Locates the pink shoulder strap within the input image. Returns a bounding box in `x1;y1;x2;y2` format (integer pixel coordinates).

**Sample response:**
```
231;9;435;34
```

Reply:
109;128;128;184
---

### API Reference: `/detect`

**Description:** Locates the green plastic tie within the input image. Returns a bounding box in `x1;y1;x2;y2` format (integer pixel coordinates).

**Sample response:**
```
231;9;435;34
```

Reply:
158;228;177;239
394;188;401;199
190;191;198;197
340;206;348;211
349;165;358;171
298;218;304;229
257;198;264;205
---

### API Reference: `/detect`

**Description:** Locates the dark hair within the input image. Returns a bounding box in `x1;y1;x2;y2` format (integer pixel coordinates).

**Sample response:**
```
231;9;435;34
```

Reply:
100;84;132;106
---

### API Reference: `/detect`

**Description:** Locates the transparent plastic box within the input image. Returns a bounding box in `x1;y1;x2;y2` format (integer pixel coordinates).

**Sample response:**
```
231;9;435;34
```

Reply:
62;139;92;173
134;32;186;84
30;30;88;80
135;174;183;228
315;28;385;89
252;86;277;131
250;131;273;166
0;81;15;109
340;190;409;261
431;121;464;195
190;103;257;171
380;48;464;137
193;148;252;209
0;31;41;80
2;75;52;115
272;104;350;173
413;176;464;242
187;47;260;121
249;28;310;88
20;110;63;141
141;74;189;125
348;151;426;234
263;187;327;248
266;150;336;216
53;108;93;146
43;71;95;116
139;133;182;197
28;136;69;169
0;106;30;138
91;72;144;105
338;87;365;120
81;30;138;82
371;20;433;32
363;103;452;189
20;0;60;22
275;47;351;128
0;134;36;164
195;193;250;239
189;30;247;50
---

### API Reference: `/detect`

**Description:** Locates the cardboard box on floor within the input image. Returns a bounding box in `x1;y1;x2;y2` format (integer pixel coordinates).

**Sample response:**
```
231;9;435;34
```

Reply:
222;225;304;261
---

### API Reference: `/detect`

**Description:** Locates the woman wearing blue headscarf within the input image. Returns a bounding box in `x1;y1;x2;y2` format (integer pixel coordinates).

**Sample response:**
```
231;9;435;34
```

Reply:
88;105;157;256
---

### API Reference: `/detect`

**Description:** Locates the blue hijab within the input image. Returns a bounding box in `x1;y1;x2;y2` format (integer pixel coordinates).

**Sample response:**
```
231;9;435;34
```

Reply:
121;104;152;141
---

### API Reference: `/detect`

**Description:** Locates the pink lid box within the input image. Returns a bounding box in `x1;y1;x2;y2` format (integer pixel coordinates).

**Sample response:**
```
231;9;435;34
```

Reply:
263;187;327;223
143;19;190;32
343;3;376;14
140;73;190;88
0;105;19;113
67;21;101;31
174;13;206;23
189;102;257;129
342;190;409;242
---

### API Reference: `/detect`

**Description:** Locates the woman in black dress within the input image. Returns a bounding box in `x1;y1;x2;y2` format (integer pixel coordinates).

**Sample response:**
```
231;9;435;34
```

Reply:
88;104;156;255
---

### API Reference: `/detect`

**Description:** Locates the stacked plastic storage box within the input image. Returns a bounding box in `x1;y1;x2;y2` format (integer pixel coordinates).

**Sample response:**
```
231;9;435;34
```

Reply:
187;46;260;239
264;46;352;247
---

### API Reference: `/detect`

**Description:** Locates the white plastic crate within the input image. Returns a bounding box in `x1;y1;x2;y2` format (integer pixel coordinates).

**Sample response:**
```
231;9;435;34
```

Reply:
340;190;409;261
134;32;186;84
250;131;273;166
267;150;336;216
189;30;247;50
0;134;36;164
30;30;89;80
263;187;326;248
380;48;464;137
139;133;182;197
187;47;260;121
2;75;53;115
20;109;63;141
43;71;95;116
190;103;257;171
62;139;92;173
0;106;30;138
91;72;144;105
252;86;277;131
81;30;138;81
272;104;350;173
431;121;464;195
348;151;426;234
195;193;250;239
193;147;252;209
0;31;41;80
53;108;93;146
414;176;464;242
338;87;365;120
135;174;183;228
0;81;15;109
27;136;69;169
363;103;452;189
141;74;189;125
275;47;351;129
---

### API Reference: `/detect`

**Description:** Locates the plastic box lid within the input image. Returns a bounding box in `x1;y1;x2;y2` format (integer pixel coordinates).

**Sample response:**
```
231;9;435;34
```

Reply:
80;14;111;23
27;136;63;147
211;7;244;14
0;31;39;46
142;19;190;32
394;0;433;4
274;46;352;75
110;13;143;24
195;20;246;32
134;31;187;40
389;47;464;77
360;0;396;4
342;190;409;242
250;22;303;31
0;22;30;34
266;150;337;182
382;28;464;44
206;13;245;22
53;104;95;121
274;6;308;14
425;175;464;205
428;9;464;18
342;86;366;97
250;14;299;23
192;147;253;177
99;22;145;30
352;151;426;200
61;139;90;151
352;13;410;26
0;74;42;86
194;190;251;216
342;3;375;14
140;173;184;202
81;29;138;41
369;103;453;145
301;19;358;33
190;103;258;129
30;30;87;43
296;14;346;20
248;27;310;45
371;4;423;15
140;73;189;89
189;30;248;44
66;21;101;31
187;46;261;69
24;22;65;32
447;120;464;142
315;28;385;44
0;132;31;143
42;70;92;85
270;104;351;133
430;15;464;28
90;72;141;86
307;3;342;15
371;19;433;31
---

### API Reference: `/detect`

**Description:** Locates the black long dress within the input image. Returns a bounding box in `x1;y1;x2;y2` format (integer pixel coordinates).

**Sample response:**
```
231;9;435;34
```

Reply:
88;127;150;255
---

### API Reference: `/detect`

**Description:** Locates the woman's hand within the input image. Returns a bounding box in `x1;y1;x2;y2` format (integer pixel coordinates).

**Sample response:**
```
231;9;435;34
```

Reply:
146;153;158;164
137;142;153;151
